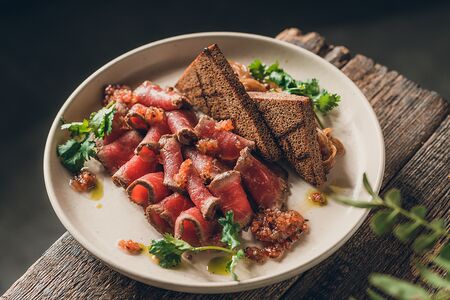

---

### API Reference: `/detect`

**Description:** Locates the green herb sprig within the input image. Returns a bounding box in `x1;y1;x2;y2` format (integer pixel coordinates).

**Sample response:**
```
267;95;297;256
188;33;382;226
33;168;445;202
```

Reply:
248;59;341;115
332;174;450;299
148;211;245;280
57;102;116;173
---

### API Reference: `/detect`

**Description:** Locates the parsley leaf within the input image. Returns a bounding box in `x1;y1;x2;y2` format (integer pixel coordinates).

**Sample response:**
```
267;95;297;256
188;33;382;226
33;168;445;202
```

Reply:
57;138;96;173
218;211;241;250
248;59;341;114
226;249;244;281
148;234;193;268
89;104;116;139
61;119;91;137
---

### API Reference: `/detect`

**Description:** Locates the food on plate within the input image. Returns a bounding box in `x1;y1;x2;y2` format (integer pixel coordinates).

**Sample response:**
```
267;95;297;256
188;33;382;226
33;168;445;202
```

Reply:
135;121;170;160
112;154;159;188
194;116;255;161
245;208;308;262
126;103;165;130
166;109;198;145
134;81;185;110
175;44;282;161
56;42;346;281
126;172;171;207
174;206;218;246
234;147;288;209
249;91;326;186
159;134;184;192
118;239;143;255
69;168;97;192
182;147;230;182
146;193;193;235
96;130;143;175
175;159;220;220
208;171;253;228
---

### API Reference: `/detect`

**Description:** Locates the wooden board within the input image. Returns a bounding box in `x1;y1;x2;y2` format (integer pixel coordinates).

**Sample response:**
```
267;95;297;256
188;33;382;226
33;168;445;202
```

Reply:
2;28;449;300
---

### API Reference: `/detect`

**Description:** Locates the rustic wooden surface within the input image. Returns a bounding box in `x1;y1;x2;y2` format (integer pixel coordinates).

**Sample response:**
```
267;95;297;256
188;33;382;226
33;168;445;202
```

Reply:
2;28;449;300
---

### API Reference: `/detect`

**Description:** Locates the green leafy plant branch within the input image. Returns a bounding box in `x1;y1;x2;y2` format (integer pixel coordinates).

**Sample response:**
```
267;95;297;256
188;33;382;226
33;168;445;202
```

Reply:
332;174;449;299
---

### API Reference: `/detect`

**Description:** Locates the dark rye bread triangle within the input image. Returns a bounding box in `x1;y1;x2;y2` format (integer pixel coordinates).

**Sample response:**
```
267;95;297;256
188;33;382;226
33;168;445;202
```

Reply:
248;91;326;186
175;44;282;161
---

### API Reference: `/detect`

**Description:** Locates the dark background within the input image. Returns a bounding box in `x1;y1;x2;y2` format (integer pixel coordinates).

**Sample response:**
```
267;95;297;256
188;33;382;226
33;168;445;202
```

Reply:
1;0;449;293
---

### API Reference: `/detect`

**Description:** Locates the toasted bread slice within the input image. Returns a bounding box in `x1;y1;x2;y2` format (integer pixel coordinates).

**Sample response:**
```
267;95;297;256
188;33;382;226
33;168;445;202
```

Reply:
248;91;326;186
175;44;282;161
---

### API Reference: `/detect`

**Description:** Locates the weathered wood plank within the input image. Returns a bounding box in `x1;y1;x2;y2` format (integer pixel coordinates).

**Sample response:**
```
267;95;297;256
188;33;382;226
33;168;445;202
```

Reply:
2;28;449;300
282;116;450;299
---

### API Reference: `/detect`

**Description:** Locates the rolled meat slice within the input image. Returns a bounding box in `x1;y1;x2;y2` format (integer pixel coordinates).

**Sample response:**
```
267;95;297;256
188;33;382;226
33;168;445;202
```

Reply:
103;102;130;145
126;172;171;208
234;148;289;209
159;135;184;192
126;103;149;130
182;147;229;182
134;81;184;111
145;193;193;234
97;130;142;174
112;154;159;188
195;116;255;161
208;170;254;228
175;159;219;220
135;122;170;161
166;110;198;145
174;207;217;246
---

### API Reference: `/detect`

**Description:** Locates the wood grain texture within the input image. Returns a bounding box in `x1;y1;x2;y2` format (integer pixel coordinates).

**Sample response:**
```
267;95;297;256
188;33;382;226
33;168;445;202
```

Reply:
2;28;449;300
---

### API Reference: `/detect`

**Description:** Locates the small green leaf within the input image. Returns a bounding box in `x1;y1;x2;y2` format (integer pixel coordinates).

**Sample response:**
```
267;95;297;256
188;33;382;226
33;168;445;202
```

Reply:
411;205;427;218
218;211;241;250
226;249;244;281
434;290;450;300
333;195;382;208
369;273;431;300
434;242;450;272
384;189;401;207
248;59;265;81
366;288;385;300
61;119;91;137
370;210;398;235
89;104;116;139
148;234;193;269
416;263;450;289
363;173;376;197
429;218;445;231
57;138;96;173
413;232;440;253
438;241;450;260
394;221;420;242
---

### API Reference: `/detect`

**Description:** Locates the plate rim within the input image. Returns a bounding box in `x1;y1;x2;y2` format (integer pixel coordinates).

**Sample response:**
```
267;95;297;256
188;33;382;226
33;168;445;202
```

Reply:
43;31;385;293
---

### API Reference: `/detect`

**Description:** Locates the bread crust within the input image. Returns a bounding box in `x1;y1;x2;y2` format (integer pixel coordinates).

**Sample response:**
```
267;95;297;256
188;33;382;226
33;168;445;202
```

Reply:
249;91;326;186
175;44;282;161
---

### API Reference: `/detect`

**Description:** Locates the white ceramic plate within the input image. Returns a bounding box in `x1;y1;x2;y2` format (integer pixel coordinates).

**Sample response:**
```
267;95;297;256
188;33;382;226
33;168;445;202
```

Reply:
44;32;385;293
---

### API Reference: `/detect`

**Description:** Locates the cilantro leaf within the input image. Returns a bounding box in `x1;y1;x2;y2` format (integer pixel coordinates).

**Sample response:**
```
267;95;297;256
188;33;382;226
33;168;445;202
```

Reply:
148;234;193;268
314;91;341;113
218;211;241;250
61;119;91;137
57;138;96;173
247;59;341;114
226;249;244;281
89;104;116;139
248;59;266;81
